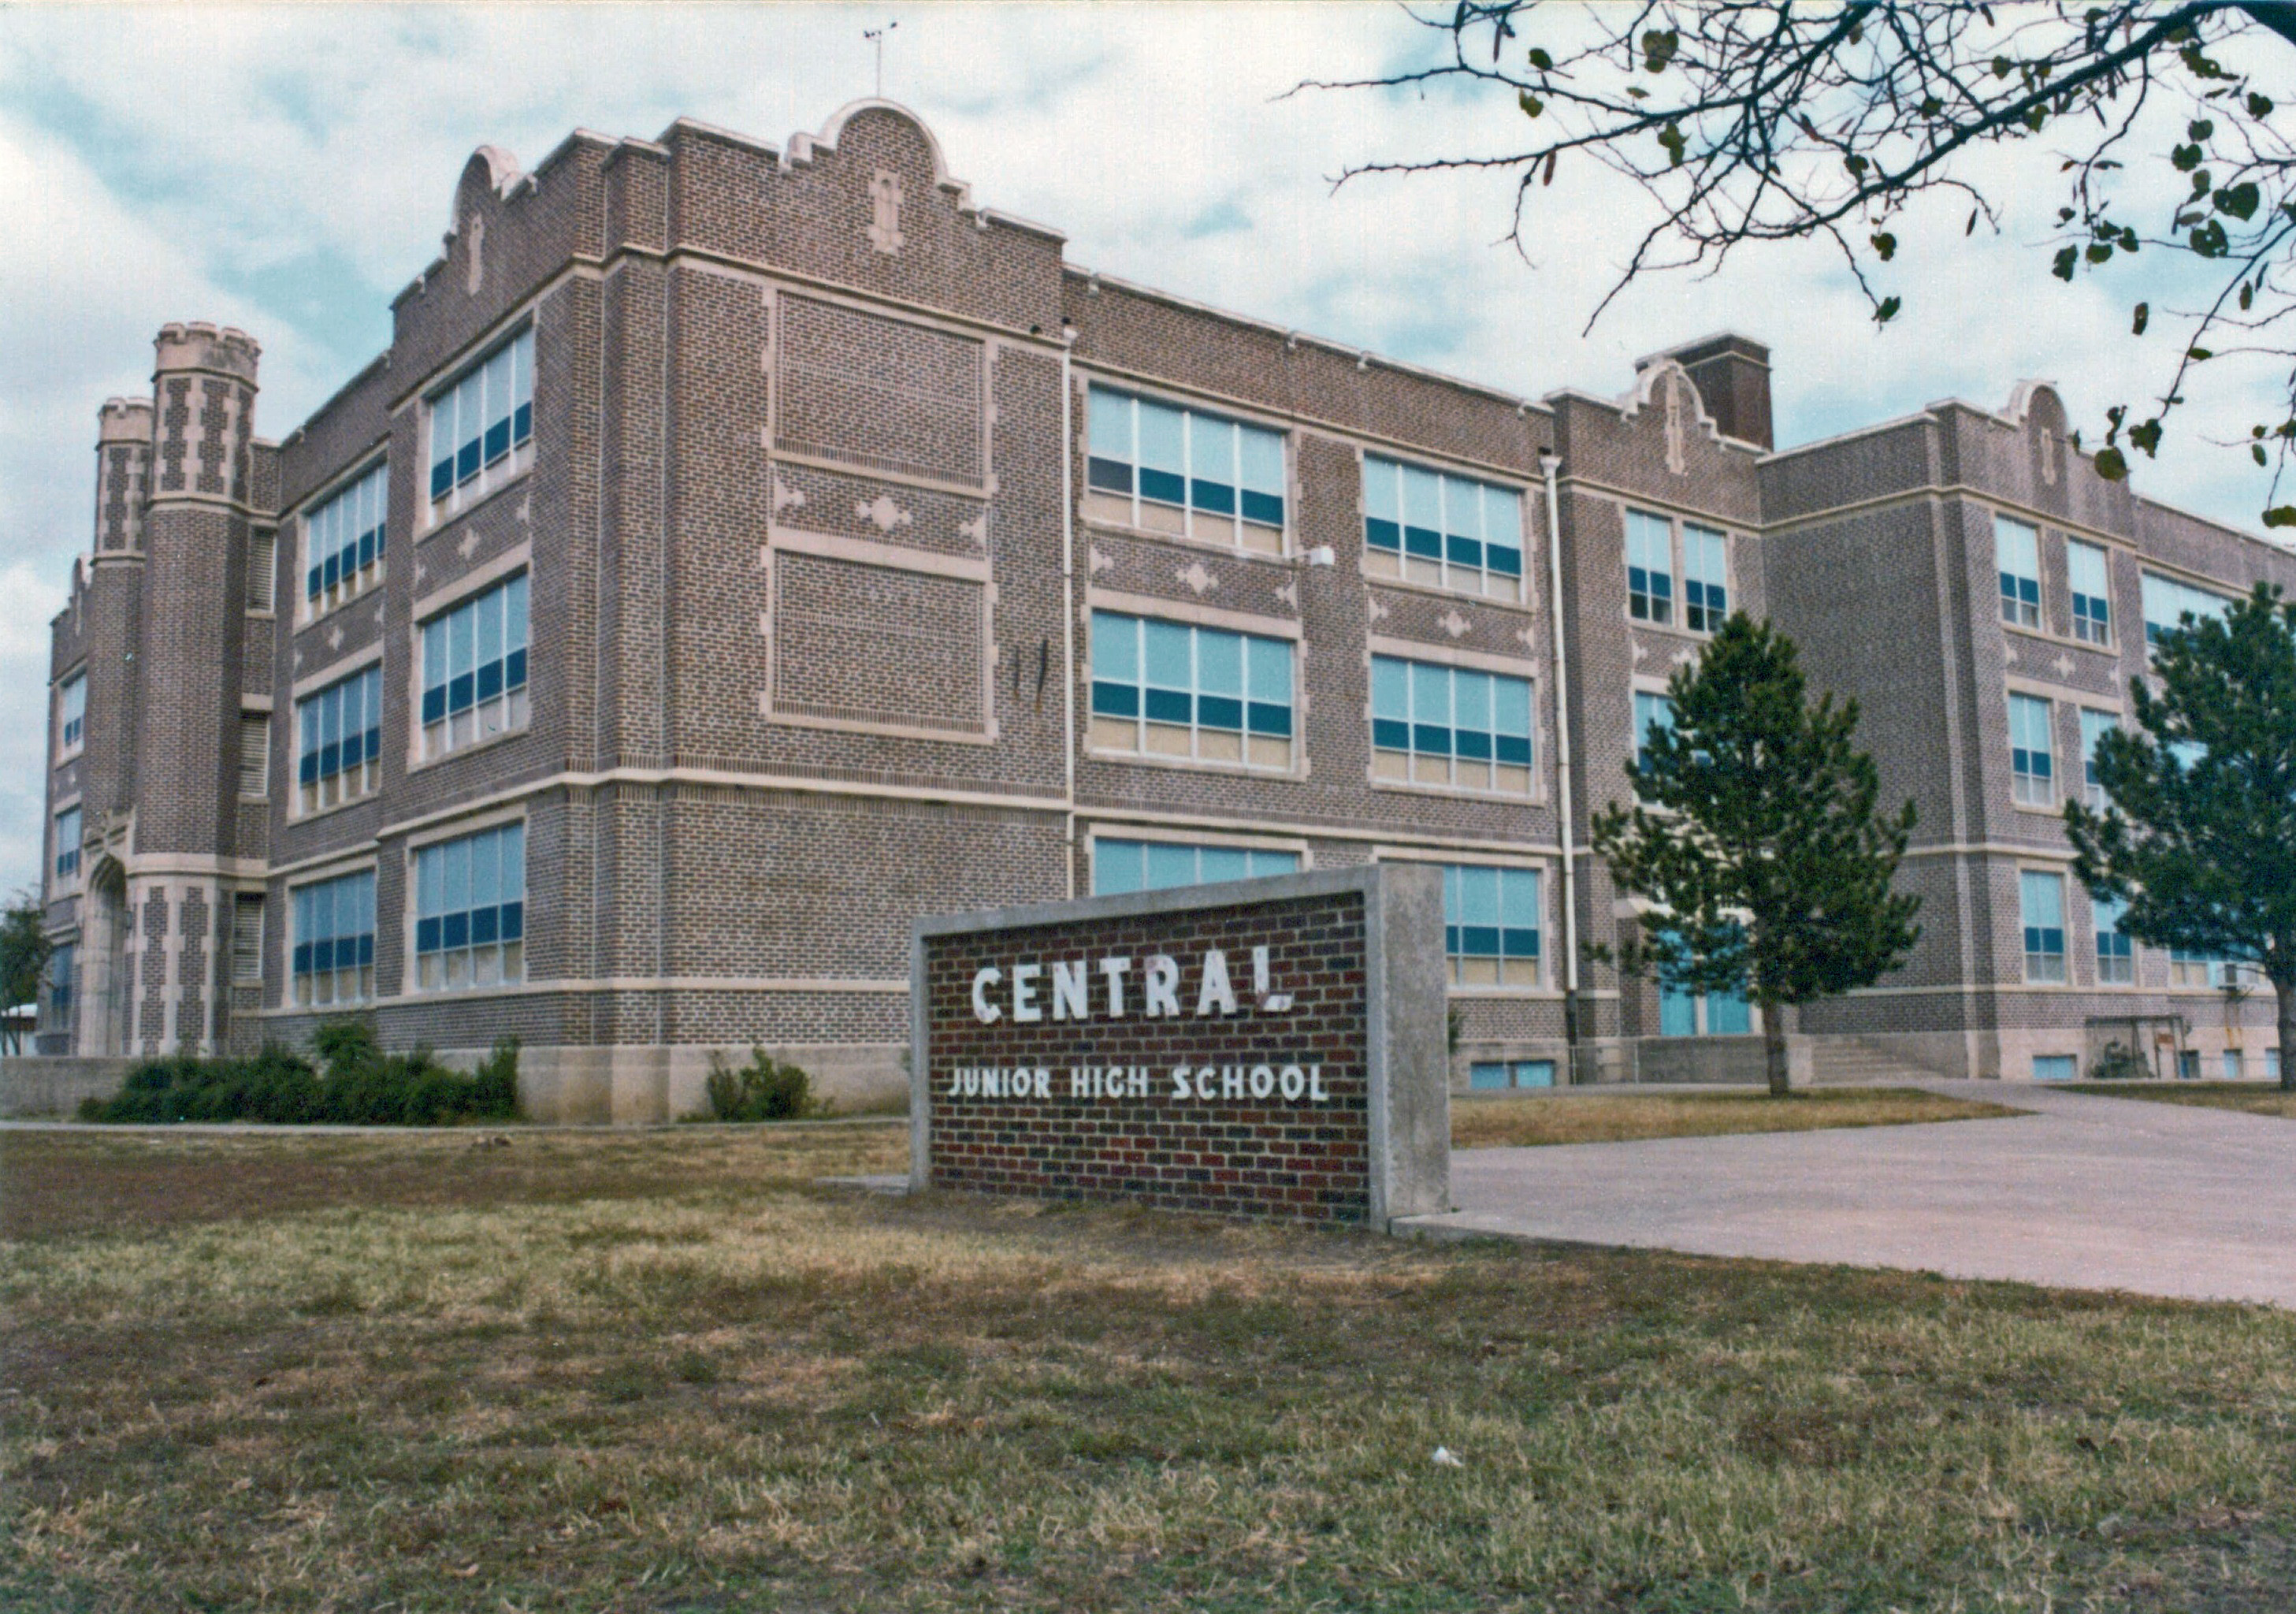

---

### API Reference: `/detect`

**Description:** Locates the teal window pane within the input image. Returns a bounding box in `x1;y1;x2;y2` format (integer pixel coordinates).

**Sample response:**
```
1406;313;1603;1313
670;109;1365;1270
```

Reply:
2022;870;2064;929
505;572;529;650
1469;1062;1509;1090
1403;464;1441;529
1189;413;1232;483
1137;401;1185;475
1371;656;1407;722
1412;664;1449;724
1094;839;1145;895
1499;868;1540;928
1660;985;1697;1036
1456;865;1499;928
444;837;470;914
1706;991;1751;1036
1239;426;1285;496
470;830;499;909
1362;456;1399;523
1514;1060;1555;1088
1143;619;1191;690
1494;676;1531;742
1454;670;1492;735
417;845;443;917
1246;636;1290;705
1198;846;1250;884
501;824;524;895
1088;387;1131;459
1146;842;1197;890
1197;629;1242;696
1483;484;1521;549
1091;612;1137;683
1247;850;1300;878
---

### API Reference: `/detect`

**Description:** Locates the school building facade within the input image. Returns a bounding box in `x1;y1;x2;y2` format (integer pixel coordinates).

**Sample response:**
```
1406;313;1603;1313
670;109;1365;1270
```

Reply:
35;101;2294;1117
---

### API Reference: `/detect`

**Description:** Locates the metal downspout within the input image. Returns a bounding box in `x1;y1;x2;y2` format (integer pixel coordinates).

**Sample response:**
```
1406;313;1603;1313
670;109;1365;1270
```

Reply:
1541;453;1581;1075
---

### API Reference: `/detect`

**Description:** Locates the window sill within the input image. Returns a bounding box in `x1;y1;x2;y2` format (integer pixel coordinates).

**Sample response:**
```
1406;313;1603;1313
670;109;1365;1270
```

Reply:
1448;984;1559;999
54;746;84;768
290;791;381;827
1079;509;1291;565
1362;559;1531;613
2003;620;2121;657
1625;614;1718;642
2009;800;2066;818
419;462;533;546
407;722;530;776
1083;744;1300;783
1371;777;1544;809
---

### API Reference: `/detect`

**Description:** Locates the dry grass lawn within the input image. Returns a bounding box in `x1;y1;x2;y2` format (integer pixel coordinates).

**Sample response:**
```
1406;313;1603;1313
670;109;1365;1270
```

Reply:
2068;1080;2296;1120
4;1124;2293;1612
1452;1085;2021;1150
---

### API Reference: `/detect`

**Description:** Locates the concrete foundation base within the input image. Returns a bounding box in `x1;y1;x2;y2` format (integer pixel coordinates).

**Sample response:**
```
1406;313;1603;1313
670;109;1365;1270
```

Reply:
471;1042;908;1125
1;1056;140;1118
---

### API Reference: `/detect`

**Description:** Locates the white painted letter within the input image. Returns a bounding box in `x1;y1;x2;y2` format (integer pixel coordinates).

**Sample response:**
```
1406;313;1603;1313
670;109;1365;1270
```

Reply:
1253;944;1293;1013
1051;961;1090;1021
1144;955;1181;1018
1250;1065;1275;1099
972;967;1004;1024
1280;1065;1306;1100
1099;956;1131;1017
1012;961;1042;1022
1310;1065;1329;1102
1195;949;1237;1017
1170;1065;1193;1099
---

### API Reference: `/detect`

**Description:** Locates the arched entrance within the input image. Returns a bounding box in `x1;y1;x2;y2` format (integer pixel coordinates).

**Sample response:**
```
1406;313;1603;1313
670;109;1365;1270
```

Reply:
81;856;132;1057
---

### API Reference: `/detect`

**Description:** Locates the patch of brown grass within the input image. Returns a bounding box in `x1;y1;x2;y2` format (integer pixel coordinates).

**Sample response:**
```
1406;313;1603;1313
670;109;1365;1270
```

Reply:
2;1125;2290;1613
1451;1084;2021;1149
2068;1080;2296;1119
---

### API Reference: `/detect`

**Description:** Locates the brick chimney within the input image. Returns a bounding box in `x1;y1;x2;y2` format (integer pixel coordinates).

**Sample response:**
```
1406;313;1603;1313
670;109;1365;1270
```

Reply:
1666;334;1772;451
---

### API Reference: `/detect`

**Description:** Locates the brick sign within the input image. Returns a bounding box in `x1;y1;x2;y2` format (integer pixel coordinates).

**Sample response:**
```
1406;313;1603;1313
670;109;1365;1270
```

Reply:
908;864;1449;1225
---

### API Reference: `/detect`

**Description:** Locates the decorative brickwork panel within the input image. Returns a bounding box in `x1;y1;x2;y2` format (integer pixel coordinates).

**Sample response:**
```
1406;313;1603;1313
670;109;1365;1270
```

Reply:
771;551;984;733
775;295;983;486
922;887;1373;1222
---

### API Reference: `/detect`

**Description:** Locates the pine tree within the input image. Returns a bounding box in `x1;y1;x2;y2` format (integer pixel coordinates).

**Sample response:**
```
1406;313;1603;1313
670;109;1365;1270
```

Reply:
2067;584;2296;1091
1589;615;1922;1095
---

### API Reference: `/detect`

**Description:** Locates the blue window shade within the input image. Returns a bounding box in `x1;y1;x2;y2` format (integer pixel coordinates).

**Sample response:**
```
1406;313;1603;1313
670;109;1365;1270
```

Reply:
58;672;85;750
2009;694;2054;800
422;572;529;729
1371;656;1534;783
298;666;382;798
415;822;526;966
1087;385;1287;533
1627;511;1674;623
1996;516;2041;626
1682;524;1729;631
291;869;375;991
1633;690;1676;761
2068;541;2112;642
2021;870;2066;980
303;461;388;602
1441;865;1542;965
2142;572;2231;646
1091;838;1299;896
54;806;80;879
1090;610;1292;757
2034;1054;2078;1081
429;328;533;504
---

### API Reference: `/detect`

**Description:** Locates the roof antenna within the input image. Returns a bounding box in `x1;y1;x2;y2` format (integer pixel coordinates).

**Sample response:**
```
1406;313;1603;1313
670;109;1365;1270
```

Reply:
864;20;897;100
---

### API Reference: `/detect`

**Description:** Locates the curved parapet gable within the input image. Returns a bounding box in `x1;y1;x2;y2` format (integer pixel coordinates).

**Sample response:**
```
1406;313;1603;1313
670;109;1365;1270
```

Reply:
788;99;977;218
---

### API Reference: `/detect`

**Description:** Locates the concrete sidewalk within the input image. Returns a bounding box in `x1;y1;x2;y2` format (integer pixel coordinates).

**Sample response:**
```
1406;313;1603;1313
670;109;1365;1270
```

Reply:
1402;1081;2296;1308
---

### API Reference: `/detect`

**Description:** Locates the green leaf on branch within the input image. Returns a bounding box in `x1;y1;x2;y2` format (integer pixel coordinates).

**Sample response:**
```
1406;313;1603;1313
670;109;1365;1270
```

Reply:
1874;296;1900;324
1641;28;1678;73
2094;446;2129;481
2188;347;2213;363
1518;90;1544;118
2133;302;2149;334
2053;245;2078;281
2086;242;2113;264
2249;92;2274;117
2172;143;2202;172
1528;46;1552;71
2253;443;2268;467
2215;182;2260;220
2188;117;2215;141
2264;506;2296;528
1658;121;1686;166
1870;231;1897;261
2130;418;2164;456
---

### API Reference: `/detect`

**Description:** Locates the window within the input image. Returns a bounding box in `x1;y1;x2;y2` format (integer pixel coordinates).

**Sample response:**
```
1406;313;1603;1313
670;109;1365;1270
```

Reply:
2068;541;2111;644
2142;572;2231;649
240;712;269;799
232;894;265;985
1088;611;1292;769
420;573;529;758
428;327;533;518
1442;864;1541;987
1371;656;1534;794
298;667;382;812
48;942;73;1019
2034;1054;2078;1081
2021;870;2066;983
1632;690;1675;764
1091;838;1300;895
247;530;276;613
1625;510;1674;624
415;822;525;990
1996;516;2041;628
303;460;387;612
2008;694;2055;806
2093;894;2134;984
2079;709;2116;811
1085;385;1286;552
1660;982;1752;1036
1361;455;1525;600
2170;945;2228;988
53;805;80;882
2269;1048;2282;1082
2223;1050;2244;1080
1469;1060;1555;1090
1682;524;1729;632
292;868;374;1006
57;671;85;755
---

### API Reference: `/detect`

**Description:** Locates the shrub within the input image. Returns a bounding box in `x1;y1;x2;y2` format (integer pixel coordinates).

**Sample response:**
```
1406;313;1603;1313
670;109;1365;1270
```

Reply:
2086;1039;2153;1081
79;1021;522;1125
697;1047;821;1122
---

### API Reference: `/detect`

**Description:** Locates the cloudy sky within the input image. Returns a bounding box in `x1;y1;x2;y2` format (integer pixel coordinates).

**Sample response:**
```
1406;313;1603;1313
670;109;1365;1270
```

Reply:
4;3;2290;901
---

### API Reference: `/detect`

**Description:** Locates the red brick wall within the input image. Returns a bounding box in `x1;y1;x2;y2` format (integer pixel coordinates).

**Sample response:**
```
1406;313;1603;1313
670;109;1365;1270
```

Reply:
922;888;1372;1222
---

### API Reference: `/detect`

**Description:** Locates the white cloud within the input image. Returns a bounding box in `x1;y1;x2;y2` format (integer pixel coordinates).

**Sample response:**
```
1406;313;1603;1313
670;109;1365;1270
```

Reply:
2;3;2289;898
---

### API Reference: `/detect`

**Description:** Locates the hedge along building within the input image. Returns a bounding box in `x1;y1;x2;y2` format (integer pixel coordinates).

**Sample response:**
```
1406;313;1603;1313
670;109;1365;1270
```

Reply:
35;101;2296;1116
